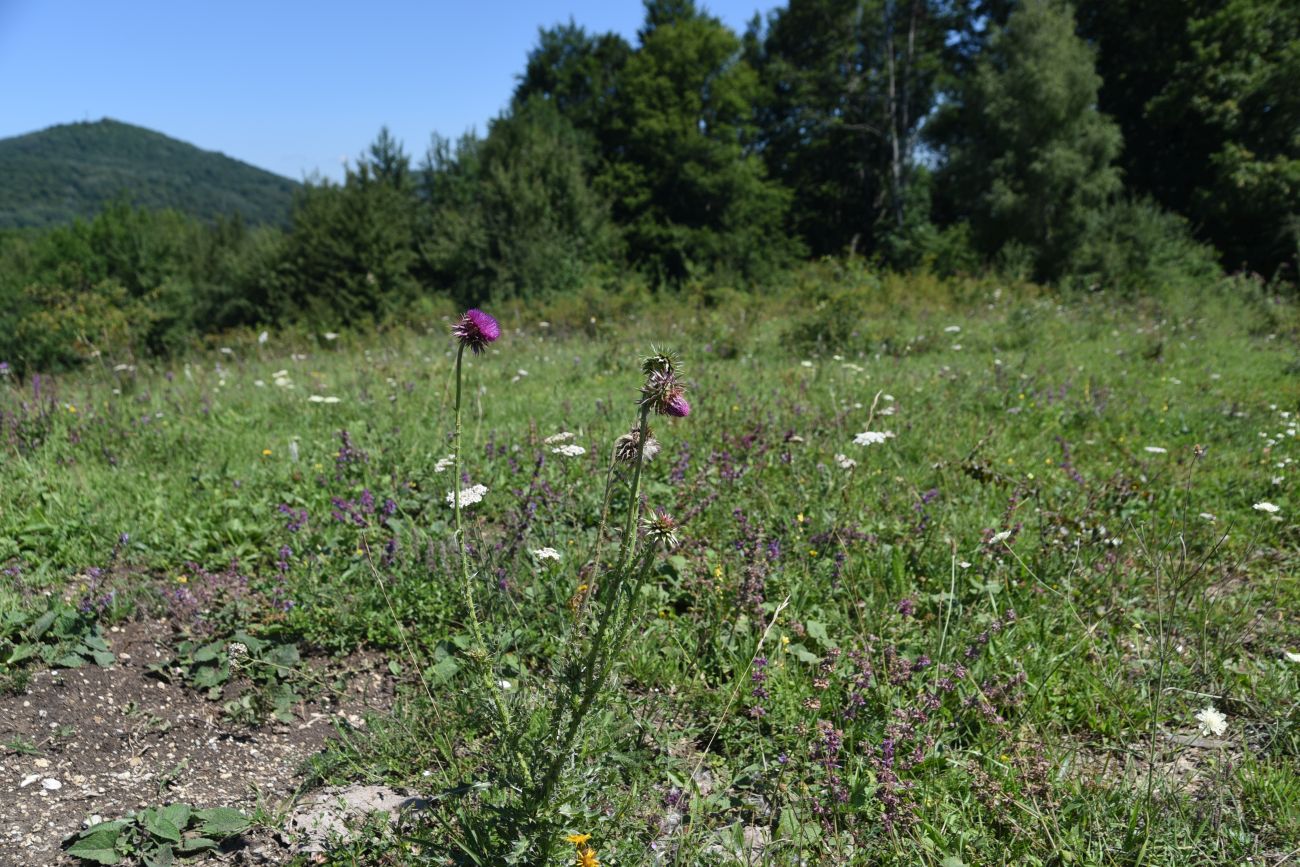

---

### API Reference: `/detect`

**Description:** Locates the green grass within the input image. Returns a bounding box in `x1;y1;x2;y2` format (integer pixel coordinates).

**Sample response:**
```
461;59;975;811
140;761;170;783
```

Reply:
3;270;1298;864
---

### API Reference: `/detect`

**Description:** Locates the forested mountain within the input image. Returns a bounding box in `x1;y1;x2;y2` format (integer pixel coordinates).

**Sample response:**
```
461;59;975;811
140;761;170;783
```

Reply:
0;119;297;228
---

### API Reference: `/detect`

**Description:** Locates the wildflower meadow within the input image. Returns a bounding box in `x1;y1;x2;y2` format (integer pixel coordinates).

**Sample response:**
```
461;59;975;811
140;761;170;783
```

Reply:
1;270;1298;865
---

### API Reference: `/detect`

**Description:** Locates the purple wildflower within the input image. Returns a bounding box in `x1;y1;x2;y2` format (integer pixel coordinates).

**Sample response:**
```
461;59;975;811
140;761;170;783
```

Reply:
664;394;691;417
452;309;500;354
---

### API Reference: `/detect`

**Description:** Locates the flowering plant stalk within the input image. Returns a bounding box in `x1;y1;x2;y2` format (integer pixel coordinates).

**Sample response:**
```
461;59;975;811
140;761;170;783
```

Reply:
449;311;528;784
523;350;689;840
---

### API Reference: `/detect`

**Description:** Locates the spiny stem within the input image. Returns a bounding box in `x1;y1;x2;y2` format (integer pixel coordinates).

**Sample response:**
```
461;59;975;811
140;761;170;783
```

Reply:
531;404;653;813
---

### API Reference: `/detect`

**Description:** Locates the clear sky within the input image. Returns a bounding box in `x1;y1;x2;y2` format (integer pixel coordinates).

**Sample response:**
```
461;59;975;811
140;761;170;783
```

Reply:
0;0;776;182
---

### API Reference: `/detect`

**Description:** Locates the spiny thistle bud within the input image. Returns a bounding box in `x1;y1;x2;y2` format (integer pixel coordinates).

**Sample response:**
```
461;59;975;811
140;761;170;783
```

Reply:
641;347;682;379
641;369;689;417
643;508;680;548
452;309;500;354
614;426;661;464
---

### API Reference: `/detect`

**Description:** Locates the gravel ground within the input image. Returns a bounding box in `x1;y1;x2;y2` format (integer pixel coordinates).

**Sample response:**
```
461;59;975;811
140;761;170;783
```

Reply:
0;620;394;866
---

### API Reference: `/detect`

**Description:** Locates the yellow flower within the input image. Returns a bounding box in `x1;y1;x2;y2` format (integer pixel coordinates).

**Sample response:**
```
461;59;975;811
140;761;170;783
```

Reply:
262;449;273;456
565;834;591;846
809;549;818;557
576;846;599;867
712;565;722;578
177;575;188;584
796;512;805;523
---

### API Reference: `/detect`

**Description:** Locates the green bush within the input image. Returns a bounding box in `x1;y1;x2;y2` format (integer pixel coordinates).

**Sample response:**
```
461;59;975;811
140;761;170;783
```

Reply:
1066;198;1223;296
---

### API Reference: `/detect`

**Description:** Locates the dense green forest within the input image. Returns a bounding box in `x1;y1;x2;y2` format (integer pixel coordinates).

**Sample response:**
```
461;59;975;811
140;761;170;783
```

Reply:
1;0;1296;372
0;119;297;229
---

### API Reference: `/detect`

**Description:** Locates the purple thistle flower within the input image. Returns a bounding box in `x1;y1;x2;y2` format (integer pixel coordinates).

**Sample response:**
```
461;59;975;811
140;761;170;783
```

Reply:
452;309;500;354
664;394;691;417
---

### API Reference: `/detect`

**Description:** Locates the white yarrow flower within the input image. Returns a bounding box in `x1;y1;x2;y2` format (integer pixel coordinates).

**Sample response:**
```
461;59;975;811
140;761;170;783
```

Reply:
835;454;857;469
944;325;961;333
1144;446;1167;454
531;547;562;562
1253;501;1280;513
544;431;575;444
990;530;1012;544
1195;705;1228;737
447;484;488;508
433;455;455;473
552;444;586;457
853;430;895;446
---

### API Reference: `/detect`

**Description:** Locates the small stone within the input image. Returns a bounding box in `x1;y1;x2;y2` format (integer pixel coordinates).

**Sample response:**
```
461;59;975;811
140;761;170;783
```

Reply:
41;779;61;791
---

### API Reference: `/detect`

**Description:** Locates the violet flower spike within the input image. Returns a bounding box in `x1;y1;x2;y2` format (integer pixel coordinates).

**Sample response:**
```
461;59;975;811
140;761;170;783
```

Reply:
452;309;501;355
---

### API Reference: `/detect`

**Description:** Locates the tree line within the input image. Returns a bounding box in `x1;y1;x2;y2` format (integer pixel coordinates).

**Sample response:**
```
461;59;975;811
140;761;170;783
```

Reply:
1;0;1295;371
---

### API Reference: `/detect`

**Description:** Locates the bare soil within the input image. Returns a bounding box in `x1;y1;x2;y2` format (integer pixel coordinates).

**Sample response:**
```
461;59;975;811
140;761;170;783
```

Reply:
0;620;395;866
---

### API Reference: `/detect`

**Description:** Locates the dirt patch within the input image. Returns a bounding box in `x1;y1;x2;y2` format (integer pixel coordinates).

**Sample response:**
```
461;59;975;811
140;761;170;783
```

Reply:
0;619;395;866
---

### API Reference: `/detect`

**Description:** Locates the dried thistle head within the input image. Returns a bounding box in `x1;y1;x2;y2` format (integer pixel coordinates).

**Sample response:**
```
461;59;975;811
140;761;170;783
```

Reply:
642;508;679;548
614;426;661;464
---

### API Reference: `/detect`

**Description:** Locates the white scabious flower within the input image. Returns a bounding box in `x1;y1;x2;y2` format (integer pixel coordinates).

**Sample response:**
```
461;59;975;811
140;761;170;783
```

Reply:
1253;501;1280;513
447;484;488;508
834;454;857;469
433;455;455;473
1195;705;1228;737
544;431;575;444
552;444;586;457
853;430;895;446
531;547;562;562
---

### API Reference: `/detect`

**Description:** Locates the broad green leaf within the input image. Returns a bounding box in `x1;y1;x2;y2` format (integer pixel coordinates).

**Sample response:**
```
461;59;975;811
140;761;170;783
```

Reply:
193;807;249;836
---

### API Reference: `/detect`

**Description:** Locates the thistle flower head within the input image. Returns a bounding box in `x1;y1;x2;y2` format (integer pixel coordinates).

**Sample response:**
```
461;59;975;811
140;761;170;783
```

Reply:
614;426;661;464
664;394;691;417
641;369;689;417
643;507;680;548
452;309;500;354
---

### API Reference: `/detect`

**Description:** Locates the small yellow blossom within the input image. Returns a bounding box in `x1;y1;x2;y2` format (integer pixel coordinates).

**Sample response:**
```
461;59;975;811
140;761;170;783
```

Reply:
809;549;818;557
67;404;77;413
576;846;599;867
177;575;188;584
713;565;722;578
565;834;591;846
262;449;273;456
796;513;805;523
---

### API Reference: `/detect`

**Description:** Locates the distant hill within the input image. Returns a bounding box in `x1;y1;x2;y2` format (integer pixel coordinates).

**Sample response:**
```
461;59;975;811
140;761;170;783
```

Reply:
0;119;298;228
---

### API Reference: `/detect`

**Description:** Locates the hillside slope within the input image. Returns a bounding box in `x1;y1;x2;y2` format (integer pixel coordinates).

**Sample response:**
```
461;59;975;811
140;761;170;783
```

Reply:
0;119;297;227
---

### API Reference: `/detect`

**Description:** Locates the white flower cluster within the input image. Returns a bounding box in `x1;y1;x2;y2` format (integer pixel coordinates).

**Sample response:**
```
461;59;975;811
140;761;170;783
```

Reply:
531;547;562;562
308;395;341;404
433;455;455;473
834;454;857;469
552;444;586;457
853;430;895;446
544;431;575;444
1195;705;1228;737
447;483;488;508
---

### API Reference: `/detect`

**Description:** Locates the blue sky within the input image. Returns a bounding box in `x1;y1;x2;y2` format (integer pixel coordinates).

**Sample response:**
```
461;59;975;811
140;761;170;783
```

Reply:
0;0;775;181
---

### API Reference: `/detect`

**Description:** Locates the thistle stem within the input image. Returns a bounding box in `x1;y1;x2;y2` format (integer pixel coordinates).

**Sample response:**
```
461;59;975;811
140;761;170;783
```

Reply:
453;344;524;782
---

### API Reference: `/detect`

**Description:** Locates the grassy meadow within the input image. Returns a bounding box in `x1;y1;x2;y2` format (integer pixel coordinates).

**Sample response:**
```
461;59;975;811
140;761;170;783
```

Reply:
2;270;1298;865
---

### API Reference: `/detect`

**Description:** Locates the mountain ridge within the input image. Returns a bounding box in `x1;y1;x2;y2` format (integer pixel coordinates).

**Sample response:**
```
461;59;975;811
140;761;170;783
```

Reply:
0;118;298;228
